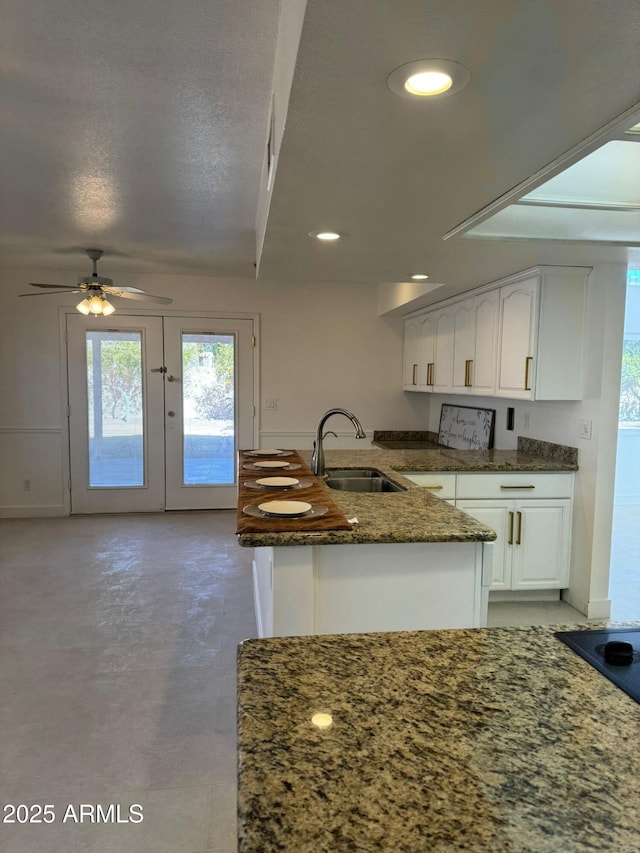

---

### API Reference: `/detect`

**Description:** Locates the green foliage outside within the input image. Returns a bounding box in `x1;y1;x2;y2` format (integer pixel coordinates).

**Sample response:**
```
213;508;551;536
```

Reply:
620;338;640;423
87;337;142;422
183;339;234;420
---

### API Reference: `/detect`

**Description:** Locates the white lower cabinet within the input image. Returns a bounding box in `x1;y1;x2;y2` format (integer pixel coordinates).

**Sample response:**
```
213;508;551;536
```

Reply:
456;498;572;591
401;471;574;593
456;472;573;591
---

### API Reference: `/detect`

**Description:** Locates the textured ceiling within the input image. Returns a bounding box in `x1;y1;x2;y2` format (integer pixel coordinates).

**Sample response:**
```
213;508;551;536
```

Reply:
1;0;639;296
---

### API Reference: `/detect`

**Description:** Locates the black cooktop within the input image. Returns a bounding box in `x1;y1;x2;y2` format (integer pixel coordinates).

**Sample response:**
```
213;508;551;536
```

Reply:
555;627;640;704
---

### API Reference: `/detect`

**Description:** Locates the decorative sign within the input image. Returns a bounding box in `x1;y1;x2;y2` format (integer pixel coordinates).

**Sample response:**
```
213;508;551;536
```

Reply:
438;404;496;450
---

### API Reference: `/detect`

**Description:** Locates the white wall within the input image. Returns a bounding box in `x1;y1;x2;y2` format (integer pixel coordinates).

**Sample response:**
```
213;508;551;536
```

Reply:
424;263;628;618
0;266;427;515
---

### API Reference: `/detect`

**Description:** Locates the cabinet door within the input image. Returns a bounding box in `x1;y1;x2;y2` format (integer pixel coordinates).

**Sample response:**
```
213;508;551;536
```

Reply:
471;290;499;396
417;313;436;390
403;316;421;389
432;307;454;393
511;499;572;590
456;500;511;590
496;277;538;400
451;299;475;394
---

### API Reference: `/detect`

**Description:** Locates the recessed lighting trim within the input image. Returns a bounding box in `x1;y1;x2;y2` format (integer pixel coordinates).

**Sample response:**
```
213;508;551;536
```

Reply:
387;59;470;99
410;273;430;281
309;230;341;241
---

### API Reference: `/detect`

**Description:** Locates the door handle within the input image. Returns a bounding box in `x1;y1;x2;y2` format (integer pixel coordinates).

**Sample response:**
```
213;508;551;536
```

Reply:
464;359;473;387
167;375;181;383
508;511;514;545
412;364;417;385
516;511;522;545
167;411;176;417
524;357;533;391
150;366;167;374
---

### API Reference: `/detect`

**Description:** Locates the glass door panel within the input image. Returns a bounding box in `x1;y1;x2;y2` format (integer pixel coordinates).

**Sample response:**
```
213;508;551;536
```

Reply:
67;314;165;513
86;330;145;487
164;316;255;510
181;333;235;486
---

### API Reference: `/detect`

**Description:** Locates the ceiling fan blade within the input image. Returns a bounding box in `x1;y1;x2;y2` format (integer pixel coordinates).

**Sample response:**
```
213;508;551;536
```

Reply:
19;289;83;297
104;288;173;304
28;282;79;289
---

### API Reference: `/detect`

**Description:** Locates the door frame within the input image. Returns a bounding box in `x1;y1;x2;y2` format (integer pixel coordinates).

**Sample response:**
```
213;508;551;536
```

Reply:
58;307;260;515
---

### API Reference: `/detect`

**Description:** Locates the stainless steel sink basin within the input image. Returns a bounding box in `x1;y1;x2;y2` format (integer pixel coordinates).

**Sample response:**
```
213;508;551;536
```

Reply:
325;468;383;478
325;477;405;493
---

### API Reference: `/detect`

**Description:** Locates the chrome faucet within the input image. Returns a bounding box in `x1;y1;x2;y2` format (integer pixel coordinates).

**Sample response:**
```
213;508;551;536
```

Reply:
311;408;366;476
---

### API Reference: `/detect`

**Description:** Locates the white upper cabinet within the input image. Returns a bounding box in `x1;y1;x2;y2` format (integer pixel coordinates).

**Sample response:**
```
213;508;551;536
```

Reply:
403;266;589;400
451;299;475;394
403;316;421;390
496;267;589;400
496;277;538;399
431;307;454;393
471;289;499;396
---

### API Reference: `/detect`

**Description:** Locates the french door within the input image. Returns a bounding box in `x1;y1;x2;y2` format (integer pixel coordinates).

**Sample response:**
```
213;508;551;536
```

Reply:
67;313;255;512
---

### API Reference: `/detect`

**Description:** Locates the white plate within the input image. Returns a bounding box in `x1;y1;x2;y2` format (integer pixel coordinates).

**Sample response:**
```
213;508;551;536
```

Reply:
258;500;312;517
256;477;300;488
248;448;283;456
253;460;290;469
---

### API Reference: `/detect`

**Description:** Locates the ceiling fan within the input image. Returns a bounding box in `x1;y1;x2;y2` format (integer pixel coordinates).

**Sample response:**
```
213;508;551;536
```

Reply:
19;249;172;315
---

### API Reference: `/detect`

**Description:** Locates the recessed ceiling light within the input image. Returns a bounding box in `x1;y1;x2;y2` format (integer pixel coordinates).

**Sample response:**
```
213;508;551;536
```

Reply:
410;273;430;281
309;230;341;241
387;59;471;99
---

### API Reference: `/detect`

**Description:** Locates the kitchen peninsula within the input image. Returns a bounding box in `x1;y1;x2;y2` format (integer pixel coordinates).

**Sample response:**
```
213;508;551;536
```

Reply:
236;439;576;637
237;623;640;853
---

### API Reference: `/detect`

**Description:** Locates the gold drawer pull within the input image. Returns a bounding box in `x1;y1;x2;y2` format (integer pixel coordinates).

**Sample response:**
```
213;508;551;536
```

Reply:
464;359;473;387
516;510;523;545
524;356;533;391
500;484;535;490
412;364;417;385
421;485;444;490
427;362;434;386
508;511;514;545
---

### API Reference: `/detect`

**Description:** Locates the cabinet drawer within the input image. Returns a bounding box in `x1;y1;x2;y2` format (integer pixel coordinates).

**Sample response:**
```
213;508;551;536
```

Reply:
400;472;456;499
456;472;574;499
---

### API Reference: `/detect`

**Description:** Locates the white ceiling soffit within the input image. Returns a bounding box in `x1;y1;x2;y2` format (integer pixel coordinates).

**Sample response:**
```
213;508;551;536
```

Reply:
462;131;640;244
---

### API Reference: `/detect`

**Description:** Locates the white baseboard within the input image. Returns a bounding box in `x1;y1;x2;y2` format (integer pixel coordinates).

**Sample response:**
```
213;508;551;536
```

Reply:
489;589;561;603
0;505;66;518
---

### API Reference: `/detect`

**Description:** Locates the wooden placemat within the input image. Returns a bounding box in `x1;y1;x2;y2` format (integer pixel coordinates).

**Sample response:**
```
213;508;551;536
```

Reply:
236;450;353;535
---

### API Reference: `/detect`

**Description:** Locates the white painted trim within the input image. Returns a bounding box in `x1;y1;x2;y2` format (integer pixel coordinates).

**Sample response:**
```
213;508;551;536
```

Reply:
251;559;265;638
0;505;65;518
0;427;62;433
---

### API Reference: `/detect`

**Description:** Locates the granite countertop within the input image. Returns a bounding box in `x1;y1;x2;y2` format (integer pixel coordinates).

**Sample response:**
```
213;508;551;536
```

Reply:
237;439;576;548
237;622;640;853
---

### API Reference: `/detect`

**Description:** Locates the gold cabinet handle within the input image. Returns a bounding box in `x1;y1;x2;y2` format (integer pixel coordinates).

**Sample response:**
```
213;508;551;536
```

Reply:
516;511;523;545
500;485;535;490
421;485;443;490
427;362;434;386
412;364;417;385
464;359;473;387
508;511;514;545
524;356;533;391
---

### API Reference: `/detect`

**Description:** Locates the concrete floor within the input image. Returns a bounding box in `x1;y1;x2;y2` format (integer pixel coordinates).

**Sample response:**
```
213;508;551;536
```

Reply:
0;511;255;853
0;509;634;852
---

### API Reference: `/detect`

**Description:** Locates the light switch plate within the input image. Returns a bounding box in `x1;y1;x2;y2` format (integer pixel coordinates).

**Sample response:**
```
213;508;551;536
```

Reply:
580;419;592;439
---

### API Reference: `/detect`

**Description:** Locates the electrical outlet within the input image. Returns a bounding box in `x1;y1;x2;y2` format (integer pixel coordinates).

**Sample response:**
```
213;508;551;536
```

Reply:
264;398;277;410
523;412;530;429
580;419;592;440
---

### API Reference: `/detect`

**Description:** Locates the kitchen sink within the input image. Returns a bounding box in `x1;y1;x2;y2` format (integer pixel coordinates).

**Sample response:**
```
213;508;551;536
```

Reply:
325;468;383;478
325;476;405;493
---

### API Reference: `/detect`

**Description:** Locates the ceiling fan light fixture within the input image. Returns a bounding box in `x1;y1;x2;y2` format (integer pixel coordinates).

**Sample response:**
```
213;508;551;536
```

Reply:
387;59;470;99
76;293;115;316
